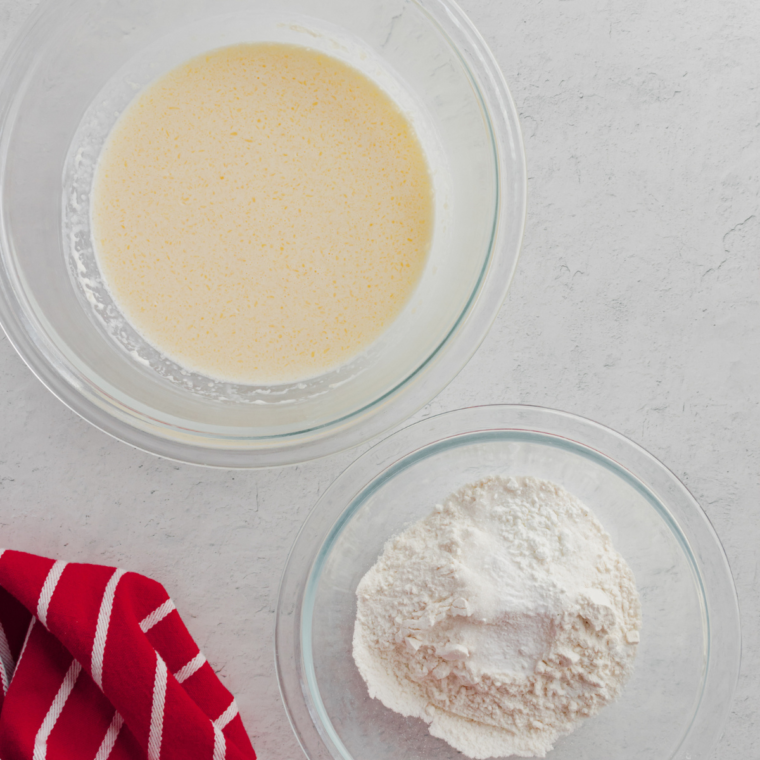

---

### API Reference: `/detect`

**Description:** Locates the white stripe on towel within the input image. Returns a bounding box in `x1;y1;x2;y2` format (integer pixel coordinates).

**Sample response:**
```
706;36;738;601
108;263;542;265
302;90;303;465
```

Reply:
33;659;82;760
214;698;238;731
0;619;13;695
37;560;67;629
212;699;239;760
174;652;206;684
213;726;226;760
91;568;126;690
10;617;35;688
94;711;124;760
139;599;175;633
147;654;168;760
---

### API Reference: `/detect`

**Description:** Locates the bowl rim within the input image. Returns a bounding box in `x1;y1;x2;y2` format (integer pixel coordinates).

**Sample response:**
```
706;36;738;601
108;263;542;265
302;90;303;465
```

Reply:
275;404;742;760
0;0;527;468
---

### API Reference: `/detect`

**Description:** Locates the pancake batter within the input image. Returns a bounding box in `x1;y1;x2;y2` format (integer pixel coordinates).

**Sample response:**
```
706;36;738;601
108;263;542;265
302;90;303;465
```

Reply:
92;43;433;383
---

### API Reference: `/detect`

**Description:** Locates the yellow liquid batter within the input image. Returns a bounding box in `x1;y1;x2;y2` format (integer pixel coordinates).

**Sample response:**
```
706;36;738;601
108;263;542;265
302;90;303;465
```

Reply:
92;43;433;383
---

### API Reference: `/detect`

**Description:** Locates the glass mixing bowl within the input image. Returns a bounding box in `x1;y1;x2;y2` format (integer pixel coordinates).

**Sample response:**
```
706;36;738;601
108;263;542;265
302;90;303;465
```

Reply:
276;405;741;760
0;0;525;467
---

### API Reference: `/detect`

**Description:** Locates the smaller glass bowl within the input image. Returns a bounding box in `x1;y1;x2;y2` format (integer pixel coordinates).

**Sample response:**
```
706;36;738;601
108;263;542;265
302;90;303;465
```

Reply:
276;405;741;760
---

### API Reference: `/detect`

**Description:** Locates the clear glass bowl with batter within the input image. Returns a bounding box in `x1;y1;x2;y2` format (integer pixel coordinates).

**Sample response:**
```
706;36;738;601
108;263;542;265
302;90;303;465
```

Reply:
0;0;526;466
276;405;741;760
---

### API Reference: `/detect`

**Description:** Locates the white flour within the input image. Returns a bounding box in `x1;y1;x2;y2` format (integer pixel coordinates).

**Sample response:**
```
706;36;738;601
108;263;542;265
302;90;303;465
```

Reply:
353;476;642;758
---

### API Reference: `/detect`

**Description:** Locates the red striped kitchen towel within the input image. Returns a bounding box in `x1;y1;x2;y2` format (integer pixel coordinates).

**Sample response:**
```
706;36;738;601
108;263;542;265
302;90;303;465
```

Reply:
0;549;257;760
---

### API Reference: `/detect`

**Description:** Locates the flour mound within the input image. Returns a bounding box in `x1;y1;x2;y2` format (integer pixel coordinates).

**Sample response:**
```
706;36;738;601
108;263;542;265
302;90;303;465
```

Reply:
352;476;642;759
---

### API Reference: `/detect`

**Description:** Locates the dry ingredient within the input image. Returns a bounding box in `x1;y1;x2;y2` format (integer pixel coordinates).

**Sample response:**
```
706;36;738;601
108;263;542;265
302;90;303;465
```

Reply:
353;476;642;758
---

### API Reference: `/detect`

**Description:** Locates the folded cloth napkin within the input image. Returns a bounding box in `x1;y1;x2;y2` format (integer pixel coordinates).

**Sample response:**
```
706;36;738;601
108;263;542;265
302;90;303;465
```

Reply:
0;549;257;760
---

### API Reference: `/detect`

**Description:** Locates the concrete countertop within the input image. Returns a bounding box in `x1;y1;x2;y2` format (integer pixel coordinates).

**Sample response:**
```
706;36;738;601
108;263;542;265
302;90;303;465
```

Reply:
0;0;756;757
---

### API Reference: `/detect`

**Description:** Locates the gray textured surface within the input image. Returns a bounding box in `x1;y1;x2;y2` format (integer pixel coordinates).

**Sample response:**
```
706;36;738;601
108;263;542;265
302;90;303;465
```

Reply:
0;0;757;757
